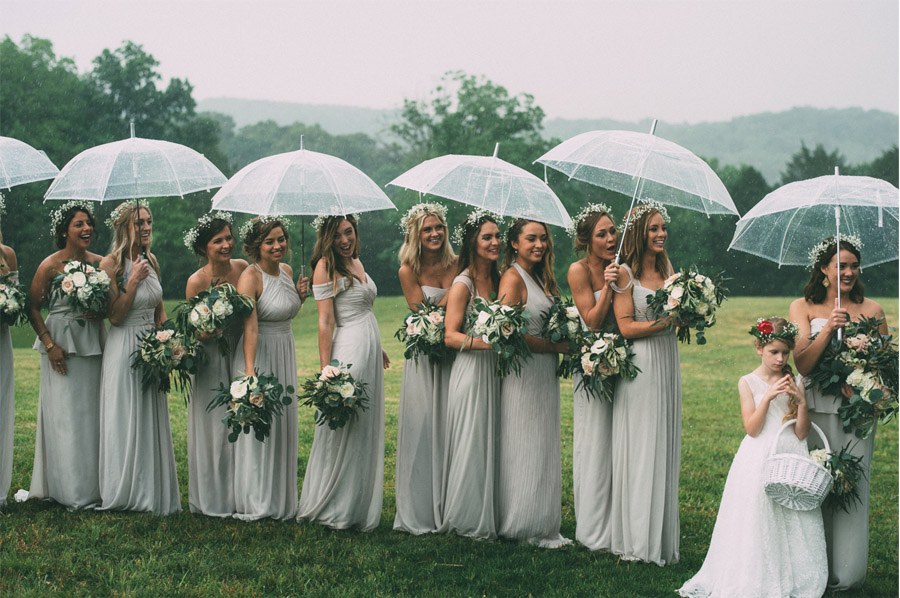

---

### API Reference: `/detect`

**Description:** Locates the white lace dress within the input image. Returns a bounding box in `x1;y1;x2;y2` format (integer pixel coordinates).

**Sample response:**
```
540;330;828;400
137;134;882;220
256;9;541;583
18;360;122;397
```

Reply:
678;373;827;598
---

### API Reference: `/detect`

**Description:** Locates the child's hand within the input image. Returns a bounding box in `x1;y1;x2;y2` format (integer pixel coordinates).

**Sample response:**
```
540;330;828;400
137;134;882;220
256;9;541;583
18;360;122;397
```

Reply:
785;376;806;405
763;374;793;402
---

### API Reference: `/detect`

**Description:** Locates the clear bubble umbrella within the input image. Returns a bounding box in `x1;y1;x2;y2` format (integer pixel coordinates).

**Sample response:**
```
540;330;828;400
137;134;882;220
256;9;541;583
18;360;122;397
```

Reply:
387;143;572;229
44;122;227;201
0;136;59;189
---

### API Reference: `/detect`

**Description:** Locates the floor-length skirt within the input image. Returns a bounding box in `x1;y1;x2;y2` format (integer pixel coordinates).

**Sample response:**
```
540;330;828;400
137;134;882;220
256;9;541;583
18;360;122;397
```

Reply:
610;331;681;565
232;322;299;521
394;355;452;534
0;324;12;507
438;350;500;540
98;313;180;514
497;352;570;547
573;373;614;551
188;339;236;517
298;317;385;531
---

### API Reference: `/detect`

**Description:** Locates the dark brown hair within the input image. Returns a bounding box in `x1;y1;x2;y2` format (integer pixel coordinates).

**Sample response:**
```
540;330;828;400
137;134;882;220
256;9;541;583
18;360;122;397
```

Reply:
310;215;359;288
456;214;500;291
242;218;289;262
502;219;559;296
803;239;864;304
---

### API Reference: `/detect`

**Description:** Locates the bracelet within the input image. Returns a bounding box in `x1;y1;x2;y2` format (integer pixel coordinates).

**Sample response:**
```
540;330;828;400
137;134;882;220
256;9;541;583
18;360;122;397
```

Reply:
45;341;56;351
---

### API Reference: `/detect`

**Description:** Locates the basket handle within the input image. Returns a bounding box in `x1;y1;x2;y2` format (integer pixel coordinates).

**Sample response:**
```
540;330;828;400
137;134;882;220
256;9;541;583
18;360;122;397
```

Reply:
768;418;831;457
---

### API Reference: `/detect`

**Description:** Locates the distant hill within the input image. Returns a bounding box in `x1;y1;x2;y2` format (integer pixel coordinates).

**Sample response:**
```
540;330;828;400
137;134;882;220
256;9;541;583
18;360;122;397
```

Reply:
198;98;898;183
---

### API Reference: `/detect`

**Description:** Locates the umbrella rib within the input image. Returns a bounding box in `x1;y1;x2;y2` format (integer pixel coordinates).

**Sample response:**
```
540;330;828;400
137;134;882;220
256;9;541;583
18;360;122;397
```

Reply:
98;142;128;201
308;151;346;215
158;144;186;198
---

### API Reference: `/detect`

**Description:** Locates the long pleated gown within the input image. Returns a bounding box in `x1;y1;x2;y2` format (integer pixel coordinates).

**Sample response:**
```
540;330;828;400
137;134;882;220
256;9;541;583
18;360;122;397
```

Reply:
0;273;15;508
497;263;570;547
98;262;180;514
609;264;681;565
29;294;105;509
394;285;453;534
298;275;385;531
232;266;301;521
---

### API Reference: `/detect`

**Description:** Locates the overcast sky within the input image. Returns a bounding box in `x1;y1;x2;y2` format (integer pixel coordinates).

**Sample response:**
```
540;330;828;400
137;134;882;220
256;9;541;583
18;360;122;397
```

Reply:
2;0;897;123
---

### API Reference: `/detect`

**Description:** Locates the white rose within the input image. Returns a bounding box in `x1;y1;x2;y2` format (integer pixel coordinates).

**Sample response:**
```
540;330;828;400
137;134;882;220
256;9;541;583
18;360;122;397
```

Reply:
475;311;491;328
6;298;18;311
693;274;706;283
94;271;110;284
230;379;249;399
499;321;515;339
809;449;828;468
845;368;866;390
60;276;76;294
71;271;87;288
64;261;81;273
339;382;355;399
84;264;96;274
155;329;174;343
565;306;580;319
590;339;608;354
189;308;202;325
171;344;186;363
76;286;91;301
670;286;684;300
212;299;229;317
581;352;594;375
407;320;424;337
567;320;579;336
666;297;680;311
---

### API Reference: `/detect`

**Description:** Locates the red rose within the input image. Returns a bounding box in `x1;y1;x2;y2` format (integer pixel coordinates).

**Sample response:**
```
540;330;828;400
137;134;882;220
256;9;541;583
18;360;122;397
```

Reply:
757;321;774;335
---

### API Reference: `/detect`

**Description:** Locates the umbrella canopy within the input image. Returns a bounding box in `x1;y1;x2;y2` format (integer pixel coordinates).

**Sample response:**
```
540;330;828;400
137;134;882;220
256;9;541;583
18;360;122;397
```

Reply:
388;145;572;229
536;128;738;217
210;148;395;217
45;126;226;201
729;172;899;268
0;136;60;189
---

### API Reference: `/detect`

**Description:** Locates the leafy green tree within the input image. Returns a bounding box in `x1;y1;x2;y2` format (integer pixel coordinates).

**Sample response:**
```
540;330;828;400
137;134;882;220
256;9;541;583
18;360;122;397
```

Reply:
780;142;849;184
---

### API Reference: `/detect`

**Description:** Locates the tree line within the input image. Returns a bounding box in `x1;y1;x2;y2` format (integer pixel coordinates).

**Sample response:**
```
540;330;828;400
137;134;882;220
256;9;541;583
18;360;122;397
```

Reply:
2;36;897;299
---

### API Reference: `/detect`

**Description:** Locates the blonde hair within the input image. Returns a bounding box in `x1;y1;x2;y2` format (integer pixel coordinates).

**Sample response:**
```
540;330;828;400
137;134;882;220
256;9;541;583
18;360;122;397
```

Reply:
502;219;559;297
310;215;359;290
619;207;672;280
398;207;456;274
108;203;161;281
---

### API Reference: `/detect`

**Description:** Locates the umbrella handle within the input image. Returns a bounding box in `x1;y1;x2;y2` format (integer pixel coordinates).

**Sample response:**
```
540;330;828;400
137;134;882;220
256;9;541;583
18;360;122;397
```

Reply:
835;204;842;342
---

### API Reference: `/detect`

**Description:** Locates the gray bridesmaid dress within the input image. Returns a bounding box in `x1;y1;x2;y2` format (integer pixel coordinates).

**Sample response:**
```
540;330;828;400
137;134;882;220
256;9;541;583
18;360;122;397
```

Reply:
805;317;873;590
298;275;385;531
0;272;14;508
609;264;681;565
29;294;105;509
573;289;615;551
98;262;181;514
394;285;452;534
232;265;300;521
437;270;501;540
187;327;240;517
497;263;571;547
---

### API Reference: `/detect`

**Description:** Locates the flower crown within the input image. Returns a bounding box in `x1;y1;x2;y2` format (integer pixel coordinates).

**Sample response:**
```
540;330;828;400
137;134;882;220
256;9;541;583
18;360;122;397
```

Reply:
566;202;614;239
399;202;448;234
807;234;863;269
105;199;142;229
183;211;234;250
50;200;96;238
239;215;283;240
623;199;669;227
451;208;503;247
311;212;360;232
749;318;799;345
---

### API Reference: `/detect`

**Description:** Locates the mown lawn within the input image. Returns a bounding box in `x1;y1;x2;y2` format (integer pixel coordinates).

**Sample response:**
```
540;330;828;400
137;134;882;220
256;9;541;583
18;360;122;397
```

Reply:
1;296;897;597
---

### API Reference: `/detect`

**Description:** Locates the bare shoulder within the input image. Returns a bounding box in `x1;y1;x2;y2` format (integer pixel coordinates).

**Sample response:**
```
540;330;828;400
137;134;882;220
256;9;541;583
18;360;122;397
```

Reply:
312;258;330;284
567;259;589;283
232;258;249;273
1;244;17;268
788;297;810;315
280;263;294;278
398;263;416;284
186;269;211;297
98;254;116;271
861;297;885;318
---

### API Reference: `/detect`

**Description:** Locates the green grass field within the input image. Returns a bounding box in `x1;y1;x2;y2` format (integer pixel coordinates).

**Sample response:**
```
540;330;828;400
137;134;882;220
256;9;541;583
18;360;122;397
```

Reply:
1;296;897;597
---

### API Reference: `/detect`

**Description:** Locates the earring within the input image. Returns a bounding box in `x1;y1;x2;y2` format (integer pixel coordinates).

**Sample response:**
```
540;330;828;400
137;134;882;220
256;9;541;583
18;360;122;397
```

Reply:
822;278;830;288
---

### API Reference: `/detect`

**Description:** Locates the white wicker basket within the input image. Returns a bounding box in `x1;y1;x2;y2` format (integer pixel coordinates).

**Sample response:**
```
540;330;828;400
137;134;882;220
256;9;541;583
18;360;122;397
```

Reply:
763;419;834;511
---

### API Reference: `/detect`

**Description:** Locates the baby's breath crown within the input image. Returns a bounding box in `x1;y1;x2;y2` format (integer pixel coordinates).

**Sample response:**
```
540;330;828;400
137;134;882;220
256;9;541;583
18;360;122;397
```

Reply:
566;202;614;239
50;200;96;237
749;317;799;346
399;202;448;234
105;199;141;229
451;208;503;247
624;199;669;227
239;215;282;241
807;234;863;270
311;212;360;232
183;211;234;250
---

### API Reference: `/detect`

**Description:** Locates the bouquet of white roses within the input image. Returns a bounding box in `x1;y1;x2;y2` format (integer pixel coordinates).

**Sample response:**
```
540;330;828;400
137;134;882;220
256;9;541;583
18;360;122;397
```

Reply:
467;297;531;377
0;276;29;327
645;266;727;345
394;297;449;364
50;260;110;324
130;321;202;393
575;331;640;401
173;282;254;355
806;316;898;439
540;296;582;377
809;443;866;513
298;360;369;430
208;371;295;442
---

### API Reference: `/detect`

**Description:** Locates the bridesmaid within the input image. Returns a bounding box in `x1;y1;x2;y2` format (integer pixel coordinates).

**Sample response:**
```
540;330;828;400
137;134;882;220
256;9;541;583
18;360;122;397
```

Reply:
609;201;680;565
496;219;571;548
98;201;180;514
233;217;306;521
565;204;620;551
28;201;105;509
183;212;248;517
0;220;16;508
298;215;387;531
394;203;457;534
438;210;502;540
789;236;887;590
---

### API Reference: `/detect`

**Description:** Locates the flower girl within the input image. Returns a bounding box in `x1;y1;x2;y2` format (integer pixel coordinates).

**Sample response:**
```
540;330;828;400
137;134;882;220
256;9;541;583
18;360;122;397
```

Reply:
678;317;826;598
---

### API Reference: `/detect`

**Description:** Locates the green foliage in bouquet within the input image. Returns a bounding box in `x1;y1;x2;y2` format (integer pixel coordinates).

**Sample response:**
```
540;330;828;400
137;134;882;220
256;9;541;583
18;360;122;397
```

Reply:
0;275;29;327
812;442;867;514
645;266;728;345
208;371;295;442
172;282;254;356
574;331;640;401
299;360;370;430
394;297;449;365
130;320;202;394
540;296;582;378
49;260;111;326
467;297;532;377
